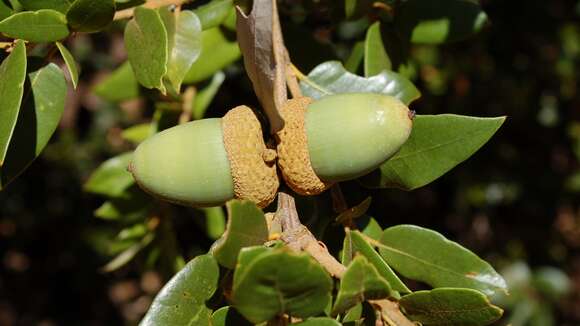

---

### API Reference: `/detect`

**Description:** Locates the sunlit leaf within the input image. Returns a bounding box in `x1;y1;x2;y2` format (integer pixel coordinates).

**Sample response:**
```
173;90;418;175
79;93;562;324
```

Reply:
84;152;134;198
56;42;79;89
0;9;69;42
365;21;391;76
19;0;72;13
193;0;233;30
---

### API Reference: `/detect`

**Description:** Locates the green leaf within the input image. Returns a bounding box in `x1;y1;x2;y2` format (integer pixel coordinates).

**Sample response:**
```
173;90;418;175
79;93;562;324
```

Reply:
365;21;391;77
211;306;253;326
102;233;153;272
19;0;72;13
299;61;420;105
211;200;268;269
357;215;382;240
66;0;115;32
344;41;364;73
183;27;241;84
532;267;571;301
55;42;79;89
0;9;69;42
395;0;488;44
332;255;391;315
84;152;134;198
121;123;153;144
295;318;342;326
193;0;232;30
232;247;333;323
399;288;503;325
350;230;410;294
124;6;168;93
1;63;66;189
140;254;219;326
203;206;226;240
361;115;506;191
94;185;152;221
378;225;507;296
115;0;145;11
0;40;26;168
93;62;140;102
0;1;13;20
193;71;225;120
164;10;202;92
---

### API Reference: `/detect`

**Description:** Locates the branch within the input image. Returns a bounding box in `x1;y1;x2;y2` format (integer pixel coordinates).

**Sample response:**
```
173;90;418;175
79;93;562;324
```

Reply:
113;0;191;20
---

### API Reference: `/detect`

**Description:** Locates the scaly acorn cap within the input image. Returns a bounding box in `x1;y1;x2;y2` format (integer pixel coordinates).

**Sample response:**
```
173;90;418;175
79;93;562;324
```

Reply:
222;105;279;208
276;97;334;195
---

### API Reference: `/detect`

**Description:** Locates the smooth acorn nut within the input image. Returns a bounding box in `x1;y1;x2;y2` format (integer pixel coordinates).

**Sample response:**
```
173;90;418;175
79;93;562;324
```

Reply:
129;106;279;208
276;93;413;195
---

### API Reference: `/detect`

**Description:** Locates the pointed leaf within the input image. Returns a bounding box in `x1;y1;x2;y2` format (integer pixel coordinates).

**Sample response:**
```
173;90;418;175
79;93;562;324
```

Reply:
66;0;115;32
140;254;219;326
93;62;140;102
0;40;26;168
300;61;420;105
344;41;364;73
379;225;507;296
56;42;79;89
19;0;72;13
102;233;153;272
124;6;168;93
395;0;488;44
332;255;391;315
295;318;342;326
193;0;233;30
350;230;410;294
165;10;202;92
84;152;134;198
399;288;503;325
211;200;268;268
1;63;66;189
361;115;505;190
121;123;153;144
193;70;225;119
365;21;391;77
356;215;382;240
232;247;333;323
0;9;69;42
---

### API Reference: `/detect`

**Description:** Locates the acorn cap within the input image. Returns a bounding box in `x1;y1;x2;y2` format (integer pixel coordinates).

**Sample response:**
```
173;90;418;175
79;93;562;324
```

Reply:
275;97;333;195
222;106;279;208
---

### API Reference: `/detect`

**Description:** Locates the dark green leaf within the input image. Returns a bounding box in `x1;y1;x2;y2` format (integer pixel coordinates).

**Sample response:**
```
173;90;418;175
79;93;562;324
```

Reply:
115;0;145;11
183;27;240;84
350;230;410;294
344;41;364;73
140;254;219;326
93;62;139;102
0;9;69;42
365;21;391;76
379;225;507;296
210;306;253;326
203;206;226;240
193;0;232;30
124;6;168;93
395;0;488;44
399;288;503;325
232;247;333;323
55;42;79;89
361;115;505;190
1;63;66;189
165;10;202;92
0;1;12;20
19;0;72;13
332;255;391;315
66;0;115;32
94;185;152;221
295;318;342;326
84;152;134;198
0;40;26;168
336;196;371;224
211;200;268;269
193;71;225;119
300;61;420;105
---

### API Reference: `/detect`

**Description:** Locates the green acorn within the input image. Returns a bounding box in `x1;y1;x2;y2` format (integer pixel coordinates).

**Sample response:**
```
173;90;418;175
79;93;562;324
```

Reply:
276;93;413;195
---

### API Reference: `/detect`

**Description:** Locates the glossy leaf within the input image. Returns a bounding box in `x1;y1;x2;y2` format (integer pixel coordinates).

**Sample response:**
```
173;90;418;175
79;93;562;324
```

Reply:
365;21;391;77
0;9;69;42
300;61;420;105
332;255;391;315
295;318;342;326
56;42;79;89
124;6;168;93
395;0;488;44
93;62;139;102
361;115;506;191
1;63;66;189
193;71;225;120
66;0;115;33
84;152;134;198
211;200;268;269
232;247;333;323
350;230;410;294
379;225;507;296
210;306;253;326
0;40;26;168
193;0;232;30
183;27;240;84
399;288;503;325
164;10;202;92
19;0;72;13
140;254;219;326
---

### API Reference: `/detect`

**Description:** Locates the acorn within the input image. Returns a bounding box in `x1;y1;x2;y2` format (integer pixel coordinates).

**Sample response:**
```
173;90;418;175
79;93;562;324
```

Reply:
276;93;413;195
129;106;279;208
